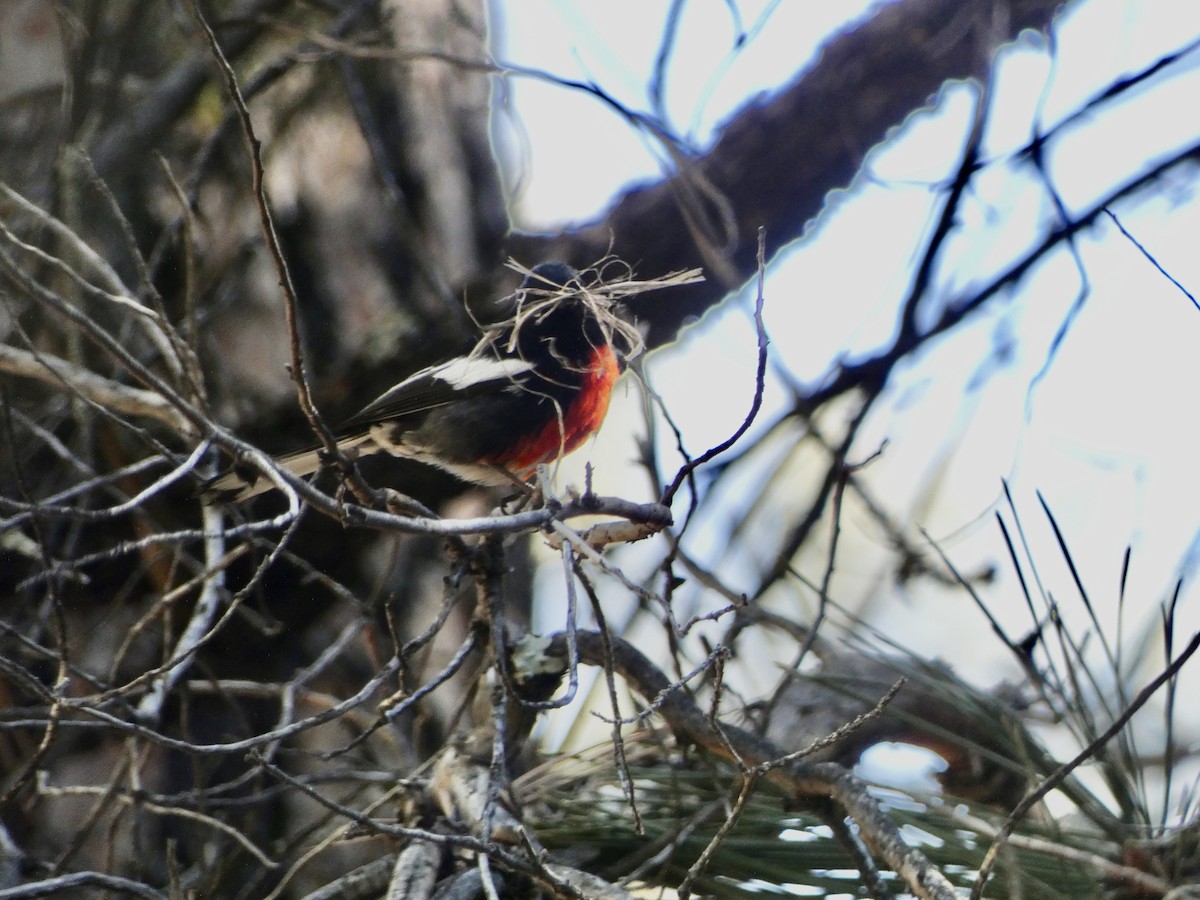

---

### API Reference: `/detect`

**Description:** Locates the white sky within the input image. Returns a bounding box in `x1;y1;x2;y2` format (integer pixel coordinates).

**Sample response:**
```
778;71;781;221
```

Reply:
495;1;1200;788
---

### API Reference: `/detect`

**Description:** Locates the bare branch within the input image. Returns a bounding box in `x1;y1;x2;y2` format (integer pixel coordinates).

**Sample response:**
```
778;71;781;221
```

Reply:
0;342;191;433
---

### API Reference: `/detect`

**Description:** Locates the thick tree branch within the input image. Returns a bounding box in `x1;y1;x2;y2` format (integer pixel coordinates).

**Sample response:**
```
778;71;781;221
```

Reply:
514;0;1066;347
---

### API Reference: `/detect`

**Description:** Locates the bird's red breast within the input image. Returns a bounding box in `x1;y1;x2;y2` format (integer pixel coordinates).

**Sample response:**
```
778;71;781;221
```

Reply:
483;344;620;477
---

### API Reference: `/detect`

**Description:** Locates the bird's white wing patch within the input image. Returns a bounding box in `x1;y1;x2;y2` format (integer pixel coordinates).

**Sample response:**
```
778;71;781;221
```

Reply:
337;352;540;429
433;355;535;389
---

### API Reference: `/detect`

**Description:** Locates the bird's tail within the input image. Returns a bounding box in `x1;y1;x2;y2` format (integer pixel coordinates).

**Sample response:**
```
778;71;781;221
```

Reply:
202;434;373;503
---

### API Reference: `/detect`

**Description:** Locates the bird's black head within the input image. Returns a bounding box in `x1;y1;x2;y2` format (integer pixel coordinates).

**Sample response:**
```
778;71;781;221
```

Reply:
511;263;604;372
486;261;644;376
523;262;580;290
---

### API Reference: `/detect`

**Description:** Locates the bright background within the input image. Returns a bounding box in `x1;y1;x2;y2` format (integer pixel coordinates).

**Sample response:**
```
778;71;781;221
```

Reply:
493;1;1200;794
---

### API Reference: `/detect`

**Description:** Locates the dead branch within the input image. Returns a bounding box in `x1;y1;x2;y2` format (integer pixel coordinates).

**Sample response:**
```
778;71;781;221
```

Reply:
549;630;959;900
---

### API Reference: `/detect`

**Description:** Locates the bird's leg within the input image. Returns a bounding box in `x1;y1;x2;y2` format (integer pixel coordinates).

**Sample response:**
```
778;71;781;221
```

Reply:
499;485;538;514
497;465;542;514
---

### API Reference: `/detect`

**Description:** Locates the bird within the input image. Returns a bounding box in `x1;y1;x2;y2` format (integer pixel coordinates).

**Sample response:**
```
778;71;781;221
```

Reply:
205;262;642;502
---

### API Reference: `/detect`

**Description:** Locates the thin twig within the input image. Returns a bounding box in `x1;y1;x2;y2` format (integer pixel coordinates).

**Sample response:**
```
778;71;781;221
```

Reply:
660;228;769;506
188;0;390;511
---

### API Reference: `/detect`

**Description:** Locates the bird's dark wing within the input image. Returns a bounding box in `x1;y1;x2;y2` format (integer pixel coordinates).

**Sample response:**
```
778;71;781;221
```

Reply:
336;354;536;431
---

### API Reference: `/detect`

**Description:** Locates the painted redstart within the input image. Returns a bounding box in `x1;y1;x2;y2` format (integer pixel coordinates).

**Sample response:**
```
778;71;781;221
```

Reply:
205;262;643;502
